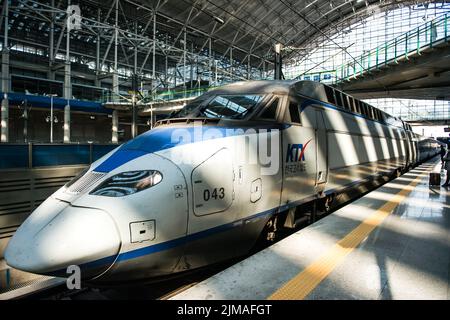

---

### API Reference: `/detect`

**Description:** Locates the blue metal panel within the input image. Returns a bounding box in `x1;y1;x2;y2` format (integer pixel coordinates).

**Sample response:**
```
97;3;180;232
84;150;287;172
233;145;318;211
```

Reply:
0;92;112;114
0;144;120;169
92;144;119;162
0;145;29;169
32;145;90;167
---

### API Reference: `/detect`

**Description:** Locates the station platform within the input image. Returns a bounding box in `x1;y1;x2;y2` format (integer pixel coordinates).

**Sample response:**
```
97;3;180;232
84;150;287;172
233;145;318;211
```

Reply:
171;157;450;300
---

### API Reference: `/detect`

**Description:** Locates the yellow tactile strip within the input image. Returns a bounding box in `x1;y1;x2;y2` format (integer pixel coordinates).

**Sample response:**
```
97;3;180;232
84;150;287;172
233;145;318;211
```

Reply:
268;169;427;300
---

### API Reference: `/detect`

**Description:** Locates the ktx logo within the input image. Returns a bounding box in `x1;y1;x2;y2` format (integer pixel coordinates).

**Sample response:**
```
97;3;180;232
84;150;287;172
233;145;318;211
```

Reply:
286;139;312;163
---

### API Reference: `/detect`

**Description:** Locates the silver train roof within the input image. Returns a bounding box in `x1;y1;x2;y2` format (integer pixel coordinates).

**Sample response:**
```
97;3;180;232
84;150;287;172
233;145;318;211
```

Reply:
207;80;328;102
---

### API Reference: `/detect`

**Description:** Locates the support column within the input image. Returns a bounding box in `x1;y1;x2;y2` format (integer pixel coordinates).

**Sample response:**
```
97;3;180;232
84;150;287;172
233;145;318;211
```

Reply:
164;35;168;86
131;20;139;139
174;65;177;88
1;1;10;143
64;61;71;143
190;42;194;88
1;52;9;143
112;110;118;143
274;43;283;80
112;73;119;97
95;8;101;87
23;101;28;143
183;28;187;95
214;60;217;84
48;0;55;80
112;73;119;142
1;94;8;143
152;12;156;83
63;1;71;143
208;38;212;85
112;0;120;142
131;94;137;138
262;58;265;79
247;55;251;80
1;100;8;142
230;48;233;82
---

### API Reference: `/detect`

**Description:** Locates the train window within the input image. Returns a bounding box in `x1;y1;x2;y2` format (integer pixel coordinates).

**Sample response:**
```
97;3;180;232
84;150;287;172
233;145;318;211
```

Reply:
347;97;353;112
287;101;301;124
353;99;359;113
335;92;343;108
258;98;279;121
198;94;264;119
361;103;368;117
168;96;208;118
354;99;361;114
324;86;336;105
368;106;375;119
346;96;352;111
349;98;357;113
365;104;371;118
342;94;350;110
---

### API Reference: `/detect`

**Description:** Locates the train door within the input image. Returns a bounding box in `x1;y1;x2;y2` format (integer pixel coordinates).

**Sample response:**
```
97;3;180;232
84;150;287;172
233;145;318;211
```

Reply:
401;121;410;168
315;110;328;191
281;97;317;206
176;147;240;271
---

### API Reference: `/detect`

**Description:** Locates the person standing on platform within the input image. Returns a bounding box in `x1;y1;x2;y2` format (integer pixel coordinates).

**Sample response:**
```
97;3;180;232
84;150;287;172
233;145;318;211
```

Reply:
443;146;450;187
440;145;446;168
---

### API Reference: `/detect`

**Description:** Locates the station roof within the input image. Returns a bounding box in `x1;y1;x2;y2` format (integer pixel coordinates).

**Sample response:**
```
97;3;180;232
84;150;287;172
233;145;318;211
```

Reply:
7;0;432;71
129;0;422;62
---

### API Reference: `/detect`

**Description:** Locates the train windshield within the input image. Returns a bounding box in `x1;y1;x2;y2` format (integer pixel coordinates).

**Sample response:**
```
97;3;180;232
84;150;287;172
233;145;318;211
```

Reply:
169;94;265;120
198;95;264;119
169;96;207;119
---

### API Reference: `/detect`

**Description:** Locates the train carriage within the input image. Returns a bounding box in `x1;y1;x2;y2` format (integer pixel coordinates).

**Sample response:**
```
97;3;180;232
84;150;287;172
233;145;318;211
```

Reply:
5;80;440;283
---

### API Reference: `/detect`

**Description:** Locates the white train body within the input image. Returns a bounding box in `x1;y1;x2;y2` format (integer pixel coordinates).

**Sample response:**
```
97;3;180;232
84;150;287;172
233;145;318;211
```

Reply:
5;81;440;283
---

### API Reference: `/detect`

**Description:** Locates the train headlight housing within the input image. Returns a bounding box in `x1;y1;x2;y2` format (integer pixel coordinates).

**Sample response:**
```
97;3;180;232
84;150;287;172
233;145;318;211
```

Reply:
90;170;163;197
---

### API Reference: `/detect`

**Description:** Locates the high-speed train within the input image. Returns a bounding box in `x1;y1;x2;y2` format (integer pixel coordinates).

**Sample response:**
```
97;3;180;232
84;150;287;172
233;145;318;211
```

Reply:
5;80;441;284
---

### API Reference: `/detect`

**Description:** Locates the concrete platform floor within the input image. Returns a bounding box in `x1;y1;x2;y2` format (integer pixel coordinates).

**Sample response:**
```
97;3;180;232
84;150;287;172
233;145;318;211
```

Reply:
172;158;450;300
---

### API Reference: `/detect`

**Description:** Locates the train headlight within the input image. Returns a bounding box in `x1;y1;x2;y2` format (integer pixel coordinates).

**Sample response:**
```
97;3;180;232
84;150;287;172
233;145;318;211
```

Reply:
90;170;163;197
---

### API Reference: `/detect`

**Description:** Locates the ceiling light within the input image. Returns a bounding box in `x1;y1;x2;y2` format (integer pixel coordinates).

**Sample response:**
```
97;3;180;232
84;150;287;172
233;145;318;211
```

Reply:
213;16;225;24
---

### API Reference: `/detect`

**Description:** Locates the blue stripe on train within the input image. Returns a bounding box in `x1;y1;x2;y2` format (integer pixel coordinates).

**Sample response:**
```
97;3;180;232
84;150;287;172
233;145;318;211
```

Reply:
49;206;277;275
94;125;285;173
50;173;380;276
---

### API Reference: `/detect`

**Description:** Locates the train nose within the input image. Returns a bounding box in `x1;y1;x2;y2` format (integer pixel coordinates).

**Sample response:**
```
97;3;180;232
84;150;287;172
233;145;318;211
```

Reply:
5;204;121;279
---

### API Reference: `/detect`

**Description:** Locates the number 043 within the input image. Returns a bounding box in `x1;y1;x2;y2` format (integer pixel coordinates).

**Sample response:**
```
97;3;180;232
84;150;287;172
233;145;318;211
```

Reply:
203;188;225;201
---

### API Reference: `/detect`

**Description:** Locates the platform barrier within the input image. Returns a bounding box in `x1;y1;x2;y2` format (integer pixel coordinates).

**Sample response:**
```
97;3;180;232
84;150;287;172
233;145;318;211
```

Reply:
0;143;118;170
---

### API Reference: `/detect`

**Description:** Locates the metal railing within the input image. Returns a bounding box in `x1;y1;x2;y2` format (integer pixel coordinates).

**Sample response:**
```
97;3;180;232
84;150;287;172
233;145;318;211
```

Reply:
335;13;449;82
104;85;217;106
149;85;215;102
